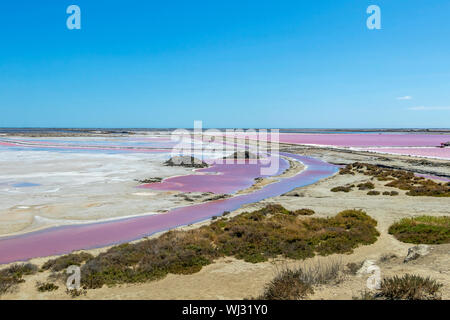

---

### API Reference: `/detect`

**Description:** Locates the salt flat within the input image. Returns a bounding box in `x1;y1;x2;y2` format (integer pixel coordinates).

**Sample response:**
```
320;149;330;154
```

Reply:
0;147;194;236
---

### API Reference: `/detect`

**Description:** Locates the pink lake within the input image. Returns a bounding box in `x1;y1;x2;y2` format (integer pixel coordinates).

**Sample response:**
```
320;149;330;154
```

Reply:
276;133;449;148
140;158;290;194
363;147;450;159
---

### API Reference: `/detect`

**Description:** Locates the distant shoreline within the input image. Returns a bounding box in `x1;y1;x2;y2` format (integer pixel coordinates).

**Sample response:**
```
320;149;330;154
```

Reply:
1;127;450;137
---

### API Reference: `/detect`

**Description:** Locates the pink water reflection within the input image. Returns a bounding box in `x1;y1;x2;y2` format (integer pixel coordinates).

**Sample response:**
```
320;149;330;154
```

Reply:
141;158;289;194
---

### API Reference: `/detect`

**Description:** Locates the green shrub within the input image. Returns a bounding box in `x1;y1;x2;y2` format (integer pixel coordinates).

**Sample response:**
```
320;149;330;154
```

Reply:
292;208;315;216
41;252;94;272
367;190;380;196
36;281;59;292
255;268;313;300
339;163;449;197
0;263;38;295
331;186;352;193
255;259;343;300
357;182;375;190
78;205;379;289
377;274;443;300
388;216;450;244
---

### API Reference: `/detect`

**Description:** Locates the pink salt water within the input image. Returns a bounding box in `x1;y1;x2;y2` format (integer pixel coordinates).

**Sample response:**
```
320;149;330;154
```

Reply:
276;133;449;147
363;147;450;159
140;158;289;194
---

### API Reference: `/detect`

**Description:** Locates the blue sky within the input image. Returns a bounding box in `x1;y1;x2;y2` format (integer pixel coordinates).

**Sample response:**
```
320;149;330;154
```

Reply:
0;0;449;128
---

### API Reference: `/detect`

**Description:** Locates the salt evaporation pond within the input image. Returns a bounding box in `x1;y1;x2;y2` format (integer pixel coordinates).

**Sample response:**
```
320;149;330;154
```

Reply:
0;153;338;264
276;133;449;147
140;158;290;194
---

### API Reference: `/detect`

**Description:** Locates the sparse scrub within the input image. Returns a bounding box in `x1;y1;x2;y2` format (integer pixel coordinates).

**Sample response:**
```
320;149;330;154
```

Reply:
41;252;94;272
0;263;38;295
36;281;59;292
378;274;443;300
292;208;315;216
255;268;313;300
255;259;343;300
367;190;380;196
345;261;363;275
339;163;450;197
379;253;397;263
330;186;352;193
388;216;450;244
357;182;375;190
66;288;87;298
79;205;379;289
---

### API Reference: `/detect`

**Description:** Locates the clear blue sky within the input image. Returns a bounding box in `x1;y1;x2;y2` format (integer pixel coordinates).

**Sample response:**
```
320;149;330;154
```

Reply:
0;0;449;128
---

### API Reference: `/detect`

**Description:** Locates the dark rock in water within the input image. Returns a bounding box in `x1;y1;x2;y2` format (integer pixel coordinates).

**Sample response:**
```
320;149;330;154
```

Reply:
223;151;259;160
164;156;208;168
135;177;163;184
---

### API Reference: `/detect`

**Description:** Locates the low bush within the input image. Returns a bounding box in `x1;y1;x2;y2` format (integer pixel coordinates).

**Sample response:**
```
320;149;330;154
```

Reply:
255;259;343;300
292;208;315;216
388;216;450;244
42;252;94;272
378;274;443;300
66;288;87;298
345;261;363;275
339;163;450;197
36;282;59;292
367;190;380;196
79;205;379;289
0;263;38;295
357;182;375;190
331;186;352;193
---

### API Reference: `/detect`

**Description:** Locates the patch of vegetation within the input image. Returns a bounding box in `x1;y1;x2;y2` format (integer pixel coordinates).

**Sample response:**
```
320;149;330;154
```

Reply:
377;274;442;300
66;288;87;298
357;182;375;190
367;190;380;196
79;205;379;289
339;163;450;197
41;252;94;272
388;216;450;244
345;261;363;275
36;281;59;292
0;263;38;295
292;208;315;216
255;259;343;300
378;253;397;263
330;186;353;193
255;268;313;300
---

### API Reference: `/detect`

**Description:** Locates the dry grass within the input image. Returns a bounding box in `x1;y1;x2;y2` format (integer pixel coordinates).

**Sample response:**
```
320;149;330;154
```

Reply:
255;258;344;300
